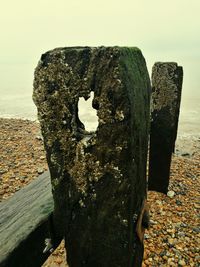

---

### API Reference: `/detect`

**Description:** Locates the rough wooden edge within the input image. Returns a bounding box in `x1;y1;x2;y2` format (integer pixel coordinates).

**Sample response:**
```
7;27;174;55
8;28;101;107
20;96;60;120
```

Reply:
0;171;60;267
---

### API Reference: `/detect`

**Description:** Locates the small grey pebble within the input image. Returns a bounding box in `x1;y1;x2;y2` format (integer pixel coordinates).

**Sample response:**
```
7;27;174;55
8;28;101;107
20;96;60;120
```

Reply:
37;168;44;174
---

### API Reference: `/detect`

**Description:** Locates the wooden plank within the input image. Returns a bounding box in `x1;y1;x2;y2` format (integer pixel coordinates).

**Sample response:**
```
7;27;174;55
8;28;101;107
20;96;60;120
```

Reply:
33;46;151;266
0;171;56;267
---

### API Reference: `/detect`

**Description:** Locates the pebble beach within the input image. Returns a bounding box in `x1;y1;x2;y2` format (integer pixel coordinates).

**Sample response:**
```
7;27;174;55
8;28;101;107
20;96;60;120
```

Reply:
0;118;199;266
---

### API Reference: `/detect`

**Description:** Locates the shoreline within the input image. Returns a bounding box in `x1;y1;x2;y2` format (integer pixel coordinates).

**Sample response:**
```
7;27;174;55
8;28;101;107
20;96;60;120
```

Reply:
0;117;199;266
0;116;199;154
1;115;200;136
0;114;38;122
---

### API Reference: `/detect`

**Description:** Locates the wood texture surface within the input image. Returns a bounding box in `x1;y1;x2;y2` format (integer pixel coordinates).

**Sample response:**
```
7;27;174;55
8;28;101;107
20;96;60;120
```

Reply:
148;62;183;193
0;171;55;267
33;46;151;267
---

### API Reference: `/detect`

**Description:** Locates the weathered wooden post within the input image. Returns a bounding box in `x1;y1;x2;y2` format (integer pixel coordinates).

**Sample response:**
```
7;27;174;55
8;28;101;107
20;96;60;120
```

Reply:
148;62;183;194
33;46;151;266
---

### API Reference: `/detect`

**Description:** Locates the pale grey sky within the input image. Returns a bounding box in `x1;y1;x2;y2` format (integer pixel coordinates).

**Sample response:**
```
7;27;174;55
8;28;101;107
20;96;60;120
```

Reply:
0;0;199;102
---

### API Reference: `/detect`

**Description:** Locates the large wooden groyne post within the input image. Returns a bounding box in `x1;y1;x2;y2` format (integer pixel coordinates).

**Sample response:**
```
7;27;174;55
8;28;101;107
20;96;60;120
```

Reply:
33;46;151;266
148;62;183;194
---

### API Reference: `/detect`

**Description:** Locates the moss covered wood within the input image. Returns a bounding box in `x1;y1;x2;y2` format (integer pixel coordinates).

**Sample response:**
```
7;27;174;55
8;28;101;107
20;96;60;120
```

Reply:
33;46;151;267
0;171;56;267
148;62;183;194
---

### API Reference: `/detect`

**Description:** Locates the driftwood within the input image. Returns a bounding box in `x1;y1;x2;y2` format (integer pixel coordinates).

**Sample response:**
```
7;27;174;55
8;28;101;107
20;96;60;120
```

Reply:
0;171;61;267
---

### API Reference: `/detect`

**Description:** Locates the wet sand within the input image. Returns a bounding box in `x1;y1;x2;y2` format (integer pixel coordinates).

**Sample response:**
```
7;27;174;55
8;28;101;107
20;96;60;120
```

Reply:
0;118;199;266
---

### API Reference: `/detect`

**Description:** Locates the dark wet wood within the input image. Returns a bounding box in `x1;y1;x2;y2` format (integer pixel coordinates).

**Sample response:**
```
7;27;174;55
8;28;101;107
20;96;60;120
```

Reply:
0;171;58;267
33;46;151;266
148;62;183;194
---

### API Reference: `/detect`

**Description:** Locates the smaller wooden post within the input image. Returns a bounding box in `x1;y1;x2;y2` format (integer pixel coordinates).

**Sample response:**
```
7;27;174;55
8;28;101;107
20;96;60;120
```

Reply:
148;62;183;194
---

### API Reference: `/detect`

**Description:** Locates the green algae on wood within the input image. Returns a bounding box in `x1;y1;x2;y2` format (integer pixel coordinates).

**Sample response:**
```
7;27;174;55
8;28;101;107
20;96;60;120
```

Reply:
33;46;151;267
0;172;54;267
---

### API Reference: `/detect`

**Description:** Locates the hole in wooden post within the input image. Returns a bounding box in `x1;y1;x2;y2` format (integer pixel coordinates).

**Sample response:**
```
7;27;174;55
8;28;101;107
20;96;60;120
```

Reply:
78;92;98;132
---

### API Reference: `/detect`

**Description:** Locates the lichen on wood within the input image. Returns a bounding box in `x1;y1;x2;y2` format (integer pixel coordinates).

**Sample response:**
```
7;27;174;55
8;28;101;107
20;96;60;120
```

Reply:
33;46;151;266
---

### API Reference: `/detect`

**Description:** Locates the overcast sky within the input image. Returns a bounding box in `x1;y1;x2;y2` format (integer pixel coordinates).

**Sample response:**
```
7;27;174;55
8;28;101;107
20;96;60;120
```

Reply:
0;0;199;100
